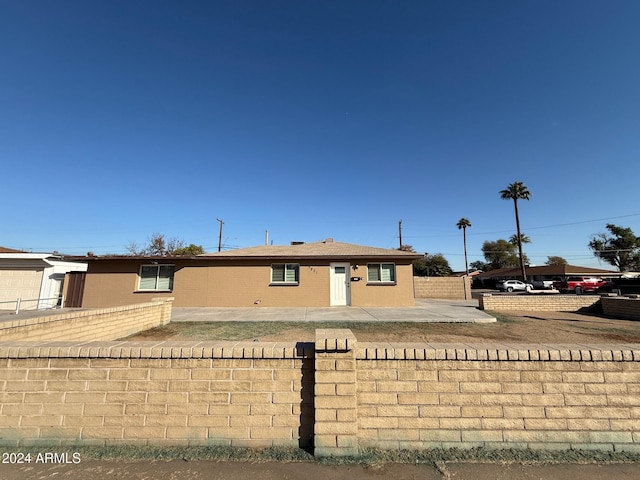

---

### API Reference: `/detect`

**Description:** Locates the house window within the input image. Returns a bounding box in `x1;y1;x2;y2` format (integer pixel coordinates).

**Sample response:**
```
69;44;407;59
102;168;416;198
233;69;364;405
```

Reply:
138;265;175;291
367;263;396;283
271;264;299;284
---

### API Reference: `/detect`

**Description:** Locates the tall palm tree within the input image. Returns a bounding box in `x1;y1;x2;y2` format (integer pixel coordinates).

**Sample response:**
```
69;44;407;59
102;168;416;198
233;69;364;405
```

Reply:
500;181;531;281
456;218;472;275
509;233;531;246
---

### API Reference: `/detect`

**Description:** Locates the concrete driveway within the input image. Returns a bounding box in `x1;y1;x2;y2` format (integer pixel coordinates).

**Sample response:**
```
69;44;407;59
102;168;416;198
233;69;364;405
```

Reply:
170;298;495;323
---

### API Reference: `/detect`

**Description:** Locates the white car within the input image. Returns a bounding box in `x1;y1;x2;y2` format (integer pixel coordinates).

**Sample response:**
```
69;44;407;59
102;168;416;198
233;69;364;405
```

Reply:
496;279;533;293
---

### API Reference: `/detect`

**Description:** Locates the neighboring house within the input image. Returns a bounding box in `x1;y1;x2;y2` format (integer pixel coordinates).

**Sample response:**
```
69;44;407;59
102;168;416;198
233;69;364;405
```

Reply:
0;247;88;310
73;238;422;308
475;264;617;287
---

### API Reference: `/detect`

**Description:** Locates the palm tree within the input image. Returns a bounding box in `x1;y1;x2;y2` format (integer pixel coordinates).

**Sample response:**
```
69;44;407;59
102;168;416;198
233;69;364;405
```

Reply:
500;181;531;281
456;218;472;275
509;233;531;246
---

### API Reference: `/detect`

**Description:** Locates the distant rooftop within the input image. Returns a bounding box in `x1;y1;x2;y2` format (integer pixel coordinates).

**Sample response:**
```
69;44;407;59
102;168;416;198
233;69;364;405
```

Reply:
0;246;25;253
476;264;617;278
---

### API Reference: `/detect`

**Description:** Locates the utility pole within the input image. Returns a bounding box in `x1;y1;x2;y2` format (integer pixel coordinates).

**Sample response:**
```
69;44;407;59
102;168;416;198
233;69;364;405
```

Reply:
398;219;403;249
216;218;224;252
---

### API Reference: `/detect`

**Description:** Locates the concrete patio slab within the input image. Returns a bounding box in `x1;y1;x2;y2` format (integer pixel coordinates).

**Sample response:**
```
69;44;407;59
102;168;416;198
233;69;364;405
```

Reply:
170;298;496;323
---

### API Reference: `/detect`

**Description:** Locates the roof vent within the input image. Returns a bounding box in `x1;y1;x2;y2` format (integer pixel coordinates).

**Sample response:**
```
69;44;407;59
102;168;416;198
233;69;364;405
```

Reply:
291;241;305;245
323;238;334;243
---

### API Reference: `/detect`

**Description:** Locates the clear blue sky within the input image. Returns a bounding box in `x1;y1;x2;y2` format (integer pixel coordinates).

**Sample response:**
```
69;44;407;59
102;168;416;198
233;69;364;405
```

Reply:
2;0;639;271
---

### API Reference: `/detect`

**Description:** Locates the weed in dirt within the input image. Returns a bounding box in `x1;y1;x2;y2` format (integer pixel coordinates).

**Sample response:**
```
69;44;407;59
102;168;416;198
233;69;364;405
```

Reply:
7;445;634;466
122;321;442;342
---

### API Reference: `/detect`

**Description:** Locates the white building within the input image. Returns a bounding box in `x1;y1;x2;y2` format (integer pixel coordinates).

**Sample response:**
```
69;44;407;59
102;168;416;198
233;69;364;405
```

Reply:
0;248;87;310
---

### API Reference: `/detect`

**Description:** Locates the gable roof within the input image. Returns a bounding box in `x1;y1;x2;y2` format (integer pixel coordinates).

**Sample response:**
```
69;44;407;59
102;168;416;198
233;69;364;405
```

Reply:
199;239;422;260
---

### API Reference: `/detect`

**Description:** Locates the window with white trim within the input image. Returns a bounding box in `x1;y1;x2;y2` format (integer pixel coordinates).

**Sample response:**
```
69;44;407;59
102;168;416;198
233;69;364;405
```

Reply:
271;264;299;284
367;263;396;283
138;265;175;291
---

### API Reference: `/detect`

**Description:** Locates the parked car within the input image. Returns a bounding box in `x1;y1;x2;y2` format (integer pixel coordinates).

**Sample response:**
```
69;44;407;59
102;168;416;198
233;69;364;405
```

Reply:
531;280;554;290
552;276;608;294
496;279;533;293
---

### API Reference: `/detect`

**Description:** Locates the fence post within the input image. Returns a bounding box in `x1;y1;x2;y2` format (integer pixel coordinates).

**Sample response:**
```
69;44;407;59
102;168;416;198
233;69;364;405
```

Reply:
314;328;358;457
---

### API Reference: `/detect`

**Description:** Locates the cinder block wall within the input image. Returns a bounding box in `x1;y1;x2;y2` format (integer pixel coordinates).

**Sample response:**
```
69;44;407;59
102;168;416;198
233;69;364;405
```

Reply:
479;294;600;312
1;330;639;455
356;343;640;452
0;342;314;448
602;295;640;321
413;277;471;300
0;298;173;342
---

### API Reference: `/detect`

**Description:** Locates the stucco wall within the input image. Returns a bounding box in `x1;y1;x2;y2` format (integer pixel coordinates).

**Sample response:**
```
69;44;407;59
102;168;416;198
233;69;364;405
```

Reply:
81;260;416;308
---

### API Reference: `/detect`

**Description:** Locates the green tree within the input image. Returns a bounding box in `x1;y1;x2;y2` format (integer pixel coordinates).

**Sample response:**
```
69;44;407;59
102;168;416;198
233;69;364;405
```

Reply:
545;255;568;266
126;233;204;256
470;260;489;272
172;244;206;255
456;218;472;275
500;181;532;281
588;224;640;272
482;239;527;270
413;253;453;277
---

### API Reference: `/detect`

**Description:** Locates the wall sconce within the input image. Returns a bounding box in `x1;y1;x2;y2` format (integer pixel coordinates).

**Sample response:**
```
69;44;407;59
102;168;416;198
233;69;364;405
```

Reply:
352;264;359;270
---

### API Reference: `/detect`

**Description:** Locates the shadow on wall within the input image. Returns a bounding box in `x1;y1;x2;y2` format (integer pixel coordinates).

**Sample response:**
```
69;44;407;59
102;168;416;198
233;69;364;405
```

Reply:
297;342;315;452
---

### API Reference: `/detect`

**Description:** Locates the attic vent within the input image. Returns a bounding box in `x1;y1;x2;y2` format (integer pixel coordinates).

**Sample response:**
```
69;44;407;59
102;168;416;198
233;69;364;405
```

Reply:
323;238;334;243
291;241;305;245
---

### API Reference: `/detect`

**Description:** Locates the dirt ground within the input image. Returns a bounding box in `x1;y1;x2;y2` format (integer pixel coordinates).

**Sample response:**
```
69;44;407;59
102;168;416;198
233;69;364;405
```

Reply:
4;458;640;480
87;310;640;478
126;310;640;344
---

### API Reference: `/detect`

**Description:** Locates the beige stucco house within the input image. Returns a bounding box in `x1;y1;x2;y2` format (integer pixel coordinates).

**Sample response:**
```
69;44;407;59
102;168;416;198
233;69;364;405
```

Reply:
73;239;421;308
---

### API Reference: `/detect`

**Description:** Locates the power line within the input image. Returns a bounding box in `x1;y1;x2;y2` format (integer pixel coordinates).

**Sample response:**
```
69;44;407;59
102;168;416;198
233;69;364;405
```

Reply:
403;212;640;239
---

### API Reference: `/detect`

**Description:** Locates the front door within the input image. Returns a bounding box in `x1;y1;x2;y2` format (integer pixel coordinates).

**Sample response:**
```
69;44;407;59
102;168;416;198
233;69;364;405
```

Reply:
330;263;351;306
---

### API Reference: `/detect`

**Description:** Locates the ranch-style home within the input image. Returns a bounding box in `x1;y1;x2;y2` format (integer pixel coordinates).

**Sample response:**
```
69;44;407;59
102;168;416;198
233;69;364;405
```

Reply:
72;238;422;308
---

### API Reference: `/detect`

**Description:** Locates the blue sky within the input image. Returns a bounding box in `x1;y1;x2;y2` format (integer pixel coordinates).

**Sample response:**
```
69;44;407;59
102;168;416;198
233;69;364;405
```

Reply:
2;0;639;271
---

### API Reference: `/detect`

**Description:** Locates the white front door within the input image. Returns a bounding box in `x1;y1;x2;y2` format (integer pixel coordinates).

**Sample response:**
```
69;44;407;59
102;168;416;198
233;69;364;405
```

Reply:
330;263;351;306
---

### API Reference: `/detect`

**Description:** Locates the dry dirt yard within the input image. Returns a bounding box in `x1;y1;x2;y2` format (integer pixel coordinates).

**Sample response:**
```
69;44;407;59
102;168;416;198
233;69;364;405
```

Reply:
125;310;640;344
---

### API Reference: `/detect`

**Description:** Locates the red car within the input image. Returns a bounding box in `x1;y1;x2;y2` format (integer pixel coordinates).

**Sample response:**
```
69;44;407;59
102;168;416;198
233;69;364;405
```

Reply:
552;276;607;294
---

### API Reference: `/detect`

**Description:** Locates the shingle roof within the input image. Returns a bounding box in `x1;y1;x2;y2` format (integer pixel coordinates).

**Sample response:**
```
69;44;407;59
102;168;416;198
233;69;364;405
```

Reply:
199;239;422;260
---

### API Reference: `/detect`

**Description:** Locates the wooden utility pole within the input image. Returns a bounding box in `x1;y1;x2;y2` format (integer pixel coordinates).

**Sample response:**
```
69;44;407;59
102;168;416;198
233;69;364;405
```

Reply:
216;218;224;252
398;219;403;249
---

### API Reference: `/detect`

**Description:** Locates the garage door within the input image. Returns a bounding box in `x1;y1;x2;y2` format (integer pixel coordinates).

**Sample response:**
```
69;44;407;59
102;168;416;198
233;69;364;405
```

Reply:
0;269;44;309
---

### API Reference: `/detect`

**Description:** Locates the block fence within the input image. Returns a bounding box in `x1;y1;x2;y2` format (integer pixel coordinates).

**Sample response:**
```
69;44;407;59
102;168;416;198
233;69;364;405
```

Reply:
0;298;173;342
479;293;601;312
413;276;472;300
601;295;640;321
479;293;640;322
1;330;640;455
